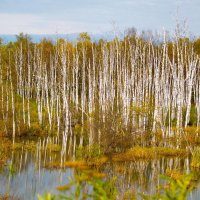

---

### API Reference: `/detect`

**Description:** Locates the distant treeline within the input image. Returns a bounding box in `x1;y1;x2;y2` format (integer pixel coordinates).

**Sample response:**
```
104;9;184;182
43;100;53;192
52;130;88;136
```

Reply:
0;31;200;146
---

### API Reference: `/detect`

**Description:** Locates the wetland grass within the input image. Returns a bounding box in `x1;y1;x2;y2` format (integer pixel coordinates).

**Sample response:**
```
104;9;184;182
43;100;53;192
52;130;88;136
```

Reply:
112;146;188;162
191;148;200;168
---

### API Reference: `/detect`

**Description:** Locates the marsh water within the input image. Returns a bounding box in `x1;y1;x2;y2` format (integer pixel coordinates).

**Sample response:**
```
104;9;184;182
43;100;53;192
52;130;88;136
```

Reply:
0;137;200;200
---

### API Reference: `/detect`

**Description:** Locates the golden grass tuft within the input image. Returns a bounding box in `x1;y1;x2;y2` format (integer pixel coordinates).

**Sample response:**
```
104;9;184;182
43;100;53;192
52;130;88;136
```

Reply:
64;161;88;169
112;147;188;162
45;160;89;170
88;156;108;167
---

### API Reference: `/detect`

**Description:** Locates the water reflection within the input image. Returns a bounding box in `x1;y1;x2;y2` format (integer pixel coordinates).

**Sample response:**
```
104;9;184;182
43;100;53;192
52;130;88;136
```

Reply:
0;137;198;200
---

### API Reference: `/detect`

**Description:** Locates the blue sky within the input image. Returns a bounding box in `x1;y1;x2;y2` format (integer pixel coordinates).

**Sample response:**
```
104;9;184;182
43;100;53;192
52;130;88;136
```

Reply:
0;0;199;35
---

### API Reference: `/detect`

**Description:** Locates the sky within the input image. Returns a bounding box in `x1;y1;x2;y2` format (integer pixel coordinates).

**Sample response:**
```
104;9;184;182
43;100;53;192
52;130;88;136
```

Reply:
0;0;199;36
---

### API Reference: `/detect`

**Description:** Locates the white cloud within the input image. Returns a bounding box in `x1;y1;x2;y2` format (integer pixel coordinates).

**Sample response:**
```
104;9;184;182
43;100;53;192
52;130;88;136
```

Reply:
0;13;110;34
0;0;199;35
0;13;42;34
